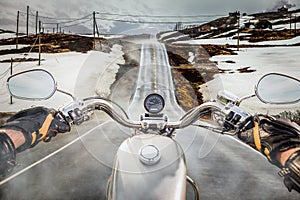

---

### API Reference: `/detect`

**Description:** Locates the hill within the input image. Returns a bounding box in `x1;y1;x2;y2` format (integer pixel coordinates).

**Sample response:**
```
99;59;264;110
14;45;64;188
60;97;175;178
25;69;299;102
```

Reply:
158;8;300;46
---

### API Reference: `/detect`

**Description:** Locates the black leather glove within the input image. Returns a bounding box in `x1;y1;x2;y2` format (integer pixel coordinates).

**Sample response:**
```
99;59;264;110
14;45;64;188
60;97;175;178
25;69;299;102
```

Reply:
238;115;300;193
1;106;70;152
238;115;300;167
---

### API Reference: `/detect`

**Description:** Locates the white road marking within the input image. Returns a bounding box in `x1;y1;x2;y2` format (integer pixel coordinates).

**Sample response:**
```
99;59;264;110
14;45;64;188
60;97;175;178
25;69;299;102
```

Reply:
0;122;108;186
153;45;158;93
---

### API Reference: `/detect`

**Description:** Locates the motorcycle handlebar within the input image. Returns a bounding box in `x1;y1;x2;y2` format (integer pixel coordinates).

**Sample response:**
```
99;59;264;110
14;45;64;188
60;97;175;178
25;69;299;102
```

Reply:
61;98;226;131
165;102;225;129
77;98;143;129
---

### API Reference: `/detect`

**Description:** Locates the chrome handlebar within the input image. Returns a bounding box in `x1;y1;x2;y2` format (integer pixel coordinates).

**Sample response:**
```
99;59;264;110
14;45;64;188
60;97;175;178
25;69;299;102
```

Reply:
167;102;225;129
59;98;230;132
59;98;142;128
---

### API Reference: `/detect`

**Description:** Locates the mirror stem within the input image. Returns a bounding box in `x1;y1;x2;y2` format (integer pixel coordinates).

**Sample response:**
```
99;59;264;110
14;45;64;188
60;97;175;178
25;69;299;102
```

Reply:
239;94;256;104
57;89;77;102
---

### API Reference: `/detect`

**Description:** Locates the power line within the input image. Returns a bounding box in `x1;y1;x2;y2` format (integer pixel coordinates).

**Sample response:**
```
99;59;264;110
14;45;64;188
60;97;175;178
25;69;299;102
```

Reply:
19;9;222;26
95;11;225;18
17;9;224;33
43;18;92;29
19;11;92;21
42;14;93;24
94;11;224;24
19;9;93;30
96;17;208;24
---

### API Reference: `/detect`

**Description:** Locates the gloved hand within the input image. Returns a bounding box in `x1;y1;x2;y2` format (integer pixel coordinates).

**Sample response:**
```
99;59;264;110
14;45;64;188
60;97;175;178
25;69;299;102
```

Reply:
1;106;70;152
238;115;300;193
238;115;300;167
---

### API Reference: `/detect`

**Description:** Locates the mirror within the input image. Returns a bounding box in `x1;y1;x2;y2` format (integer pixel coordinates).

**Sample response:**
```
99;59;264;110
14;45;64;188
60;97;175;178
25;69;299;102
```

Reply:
7;69;57;100
255;73;300;104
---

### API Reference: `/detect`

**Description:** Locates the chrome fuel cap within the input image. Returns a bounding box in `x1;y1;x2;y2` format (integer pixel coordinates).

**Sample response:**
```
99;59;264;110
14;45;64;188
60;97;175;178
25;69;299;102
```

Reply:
139;145;161;165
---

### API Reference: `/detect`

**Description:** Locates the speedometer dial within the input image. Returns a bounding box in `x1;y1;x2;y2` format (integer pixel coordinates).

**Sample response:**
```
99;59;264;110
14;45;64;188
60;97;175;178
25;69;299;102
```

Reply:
144;93;165;114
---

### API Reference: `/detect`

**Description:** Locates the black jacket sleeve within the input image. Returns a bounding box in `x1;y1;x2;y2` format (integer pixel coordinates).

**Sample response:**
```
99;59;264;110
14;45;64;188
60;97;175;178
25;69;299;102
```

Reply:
0;132;16;179
279;150;300;193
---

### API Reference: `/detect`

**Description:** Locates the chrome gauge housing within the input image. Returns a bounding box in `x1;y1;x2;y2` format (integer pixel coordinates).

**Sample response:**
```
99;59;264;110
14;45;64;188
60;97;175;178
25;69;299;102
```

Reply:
144;93;165;114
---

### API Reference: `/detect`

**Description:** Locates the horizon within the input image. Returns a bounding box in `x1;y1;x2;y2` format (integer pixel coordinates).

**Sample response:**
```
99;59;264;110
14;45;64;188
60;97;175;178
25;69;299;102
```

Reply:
1;0;299;34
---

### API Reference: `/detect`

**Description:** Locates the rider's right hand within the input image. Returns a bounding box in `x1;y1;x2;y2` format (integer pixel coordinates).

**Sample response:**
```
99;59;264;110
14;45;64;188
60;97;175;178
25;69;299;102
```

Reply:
0;106;70;152
238;115;300;166
238;115;300;193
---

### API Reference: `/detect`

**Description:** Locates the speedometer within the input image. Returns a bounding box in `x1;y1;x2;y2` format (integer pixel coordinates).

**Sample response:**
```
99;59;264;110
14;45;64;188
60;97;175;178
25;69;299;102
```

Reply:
144;93;165;114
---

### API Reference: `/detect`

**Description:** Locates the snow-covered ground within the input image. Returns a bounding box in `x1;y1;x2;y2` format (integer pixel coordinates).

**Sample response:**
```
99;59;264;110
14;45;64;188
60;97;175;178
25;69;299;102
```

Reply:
174;35;300;46
158;31;178;40
0;32;299;117
161;28;300;115
0;44;29;50
0;44;124;112
0;33;17;40
273;23;300;30
202;46;300;115
165;12;300;46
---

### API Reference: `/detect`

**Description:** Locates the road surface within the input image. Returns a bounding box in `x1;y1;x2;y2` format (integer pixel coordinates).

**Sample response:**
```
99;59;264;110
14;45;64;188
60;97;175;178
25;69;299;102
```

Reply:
0;38;299;200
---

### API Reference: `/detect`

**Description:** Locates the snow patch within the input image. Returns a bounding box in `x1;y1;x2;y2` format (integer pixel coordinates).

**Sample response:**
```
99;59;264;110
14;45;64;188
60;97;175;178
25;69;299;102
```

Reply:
158;31;177;40
206;46;300;114
0;45;29;50
188;52;195;64
0;45;125;112
174;35;300;46
95;44;125;97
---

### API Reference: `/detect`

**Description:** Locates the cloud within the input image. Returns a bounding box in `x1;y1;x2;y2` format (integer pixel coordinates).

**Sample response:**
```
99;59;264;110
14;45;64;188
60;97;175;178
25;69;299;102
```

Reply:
1;0;299;34
266;0;297;12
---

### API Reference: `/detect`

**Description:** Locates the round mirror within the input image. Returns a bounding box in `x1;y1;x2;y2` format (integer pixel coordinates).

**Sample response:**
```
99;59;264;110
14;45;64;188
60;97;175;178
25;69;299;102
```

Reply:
255;73;300;104
7;69;57;100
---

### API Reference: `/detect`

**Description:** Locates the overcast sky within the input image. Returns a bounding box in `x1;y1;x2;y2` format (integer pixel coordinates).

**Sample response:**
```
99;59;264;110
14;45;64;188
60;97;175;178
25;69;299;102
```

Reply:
1;0;299;34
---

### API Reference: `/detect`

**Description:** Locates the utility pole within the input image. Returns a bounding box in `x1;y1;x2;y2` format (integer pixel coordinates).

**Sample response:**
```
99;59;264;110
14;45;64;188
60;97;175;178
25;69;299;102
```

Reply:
38;19;41;66
237;12;240;51
26;5;29;36
10;58;13;104
95;19;100;37
35;11;38;35
94;12;101;50
295;15;297;35
16;11;19;49
39;20;41;33
290;13;292;35
93;11;96;49
57;23;59;33
38;33;41;66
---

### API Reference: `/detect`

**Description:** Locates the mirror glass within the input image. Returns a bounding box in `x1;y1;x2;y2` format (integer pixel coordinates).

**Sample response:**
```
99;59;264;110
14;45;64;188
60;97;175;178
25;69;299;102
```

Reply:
256;73;300;104
7;69;56;100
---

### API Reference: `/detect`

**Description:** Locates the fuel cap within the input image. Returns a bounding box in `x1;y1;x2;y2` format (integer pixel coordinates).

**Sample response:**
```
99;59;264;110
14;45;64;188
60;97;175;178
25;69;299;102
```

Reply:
139;145;161;165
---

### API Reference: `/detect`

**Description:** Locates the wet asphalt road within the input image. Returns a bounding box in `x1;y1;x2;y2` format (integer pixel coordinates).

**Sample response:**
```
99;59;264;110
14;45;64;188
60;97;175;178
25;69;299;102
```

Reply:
0;39;299;199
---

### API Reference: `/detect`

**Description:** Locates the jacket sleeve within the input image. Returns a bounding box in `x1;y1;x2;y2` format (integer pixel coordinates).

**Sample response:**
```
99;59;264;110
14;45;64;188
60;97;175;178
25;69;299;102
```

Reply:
0;132;16;179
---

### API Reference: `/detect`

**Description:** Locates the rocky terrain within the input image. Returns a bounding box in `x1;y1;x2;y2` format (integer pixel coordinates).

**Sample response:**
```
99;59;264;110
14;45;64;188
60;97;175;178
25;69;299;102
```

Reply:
174;9;300;45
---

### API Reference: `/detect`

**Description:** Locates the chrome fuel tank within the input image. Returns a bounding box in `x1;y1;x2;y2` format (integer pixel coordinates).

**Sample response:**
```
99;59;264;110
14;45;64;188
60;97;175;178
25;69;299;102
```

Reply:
107;134;186;200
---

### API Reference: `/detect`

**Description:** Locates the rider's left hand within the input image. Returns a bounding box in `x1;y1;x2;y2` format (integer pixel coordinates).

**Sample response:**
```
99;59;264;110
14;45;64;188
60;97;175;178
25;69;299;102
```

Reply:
1;106;70;152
